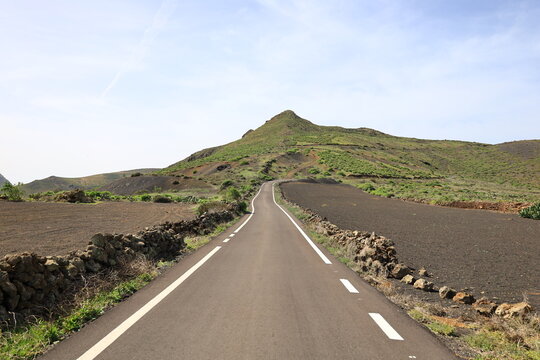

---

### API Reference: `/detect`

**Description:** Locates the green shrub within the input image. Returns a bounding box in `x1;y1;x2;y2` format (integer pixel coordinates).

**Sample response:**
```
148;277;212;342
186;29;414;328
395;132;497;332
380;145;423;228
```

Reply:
153;195;172;203
140;194;152;202
308;168;320;174
238;201;248;213
239;160;249;165
519;202;540;220
286;148;298;155
1;182;24;201
357;183;376;191
220;180;234;190
196;201;227;216
85;191;113;201
225;187;241;202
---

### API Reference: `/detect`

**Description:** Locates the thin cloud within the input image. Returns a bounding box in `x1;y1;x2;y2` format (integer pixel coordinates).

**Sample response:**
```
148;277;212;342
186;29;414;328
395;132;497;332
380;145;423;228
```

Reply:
101;0;177;98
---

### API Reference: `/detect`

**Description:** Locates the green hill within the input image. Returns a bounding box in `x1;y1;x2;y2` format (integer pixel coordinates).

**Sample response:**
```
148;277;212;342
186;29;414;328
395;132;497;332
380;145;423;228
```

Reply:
22;169;159;194
162;110;540;204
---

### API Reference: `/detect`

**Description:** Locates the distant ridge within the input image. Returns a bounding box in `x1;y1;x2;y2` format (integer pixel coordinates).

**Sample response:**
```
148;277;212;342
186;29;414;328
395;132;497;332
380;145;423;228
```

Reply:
0;173;9;186
22;168;159;193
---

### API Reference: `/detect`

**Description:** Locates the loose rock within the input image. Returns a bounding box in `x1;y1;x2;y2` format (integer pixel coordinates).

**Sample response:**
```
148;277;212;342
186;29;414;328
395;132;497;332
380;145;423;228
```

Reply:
453;292;475;304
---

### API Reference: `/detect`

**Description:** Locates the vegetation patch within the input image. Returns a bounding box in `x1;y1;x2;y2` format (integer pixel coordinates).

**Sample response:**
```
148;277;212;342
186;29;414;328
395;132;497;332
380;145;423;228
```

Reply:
519;203;540;220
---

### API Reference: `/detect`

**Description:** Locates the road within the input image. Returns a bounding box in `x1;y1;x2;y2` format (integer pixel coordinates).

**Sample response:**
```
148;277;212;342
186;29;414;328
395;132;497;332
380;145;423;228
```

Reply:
41;182;457;360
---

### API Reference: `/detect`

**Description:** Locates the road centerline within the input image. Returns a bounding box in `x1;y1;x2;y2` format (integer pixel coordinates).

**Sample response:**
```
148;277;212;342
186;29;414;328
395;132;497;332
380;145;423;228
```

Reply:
340;279;359;293
369;313;404;341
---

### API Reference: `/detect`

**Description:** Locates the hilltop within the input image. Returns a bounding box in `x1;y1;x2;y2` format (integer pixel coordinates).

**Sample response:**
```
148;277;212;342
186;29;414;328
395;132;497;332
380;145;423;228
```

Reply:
160;110;539;205
22;168;158;194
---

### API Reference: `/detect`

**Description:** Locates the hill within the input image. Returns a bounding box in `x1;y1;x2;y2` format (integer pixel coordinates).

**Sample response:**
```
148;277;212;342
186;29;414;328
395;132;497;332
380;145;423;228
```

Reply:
22;169;159;194
0;173;9;186
162;110;540;204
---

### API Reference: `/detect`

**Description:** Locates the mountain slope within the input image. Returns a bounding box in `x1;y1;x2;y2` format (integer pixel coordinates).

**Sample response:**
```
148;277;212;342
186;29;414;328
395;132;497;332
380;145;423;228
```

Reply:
0;173;9;186
22;169;159;194
163;111;539;197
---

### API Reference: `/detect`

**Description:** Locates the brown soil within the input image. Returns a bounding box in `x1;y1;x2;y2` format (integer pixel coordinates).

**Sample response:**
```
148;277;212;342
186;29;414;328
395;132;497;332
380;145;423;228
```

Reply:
440;200;531;213
281;181;540;310
0;201;195;257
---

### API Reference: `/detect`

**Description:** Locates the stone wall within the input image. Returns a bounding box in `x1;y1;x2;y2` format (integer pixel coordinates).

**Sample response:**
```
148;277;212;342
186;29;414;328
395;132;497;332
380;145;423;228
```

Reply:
0;207;241;323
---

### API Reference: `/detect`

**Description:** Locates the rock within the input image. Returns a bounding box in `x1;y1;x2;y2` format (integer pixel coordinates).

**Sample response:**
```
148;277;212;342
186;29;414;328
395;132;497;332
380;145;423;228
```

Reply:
65;263;79;279
84;260;101;273
413;278;434;291
90;233;107;248
44;259;59;272
418;268;429;277
495;302;533;318
439;286;457;299
473;298;497;316
390;264;411;279
400;274;416;284
453;292;475;304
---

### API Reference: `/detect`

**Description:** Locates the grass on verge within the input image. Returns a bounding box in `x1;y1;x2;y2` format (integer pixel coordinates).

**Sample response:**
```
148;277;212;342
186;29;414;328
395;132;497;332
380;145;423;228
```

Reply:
0;273;155;360
274;184;540;360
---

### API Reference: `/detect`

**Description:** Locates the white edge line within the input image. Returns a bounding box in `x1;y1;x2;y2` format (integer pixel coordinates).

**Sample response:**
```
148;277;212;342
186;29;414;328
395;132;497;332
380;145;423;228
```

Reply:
77;246;223;360
272;183;332;265
234;184;264;234
369;313;404;341
340;279;359;293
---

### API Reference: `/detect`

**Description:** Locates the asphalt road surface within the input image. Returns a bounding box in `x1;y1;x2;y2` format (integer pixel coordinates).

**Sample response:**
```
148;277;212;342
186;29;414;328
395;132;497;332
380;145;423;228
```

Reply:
41;182;456;360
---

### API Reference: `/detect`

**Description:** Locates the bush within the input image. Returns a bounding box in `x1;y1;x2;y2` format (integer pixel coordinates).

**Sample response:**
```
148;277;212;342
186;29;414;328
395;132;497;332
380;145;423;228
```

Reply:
357;183;376;192
196;201;227;216
85;191;113;201
225;187;241;202
1;182;24;201
153;195;172;203
238;201;248;213
519;202;540;220
140;194;152;202
308;168;320;175
172;180;179;185
220;180;234;190
130;172;142;177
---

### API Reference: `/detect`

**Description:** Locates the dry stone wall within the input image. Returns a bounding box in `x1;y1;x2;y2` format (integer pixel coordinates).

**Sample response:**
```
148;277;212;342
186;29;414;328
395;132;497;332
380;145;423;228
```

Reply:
0;207;240;323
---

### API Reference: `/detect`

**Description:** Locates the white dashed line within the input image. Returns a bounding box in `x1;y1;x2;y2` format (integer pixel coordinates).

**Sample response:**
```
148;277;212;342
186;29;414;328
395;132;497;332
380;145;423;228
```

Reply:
272;184;332;265
222;238;230;243
229;234;235;237
339;279;359;293
369;313;404;341
77;246;223;360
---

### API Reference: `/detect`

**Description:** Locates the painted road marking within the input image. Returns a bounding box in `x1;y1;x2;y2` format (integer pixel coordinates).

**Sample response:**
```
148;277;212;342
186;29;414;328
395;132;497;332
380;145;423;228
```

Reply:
340;279;359;293
77;246;223;360
223;238;230;243
234;184;264;234
272;183;332;265
229;234;235;237
369;313;404;341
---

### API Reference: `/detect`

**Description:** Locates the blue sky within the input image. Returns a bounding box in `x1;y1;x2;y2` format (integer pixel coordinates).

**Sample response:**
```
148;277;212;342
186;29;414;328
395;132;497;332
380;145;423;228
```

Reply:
1;0;539;183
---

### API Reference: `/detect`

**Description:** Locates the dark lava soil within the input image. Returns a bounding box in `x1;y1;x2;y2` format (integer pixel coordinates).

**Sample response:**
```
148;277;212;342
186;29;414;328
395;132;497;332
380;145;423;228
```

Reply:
0;201;195;257
281;181;540;310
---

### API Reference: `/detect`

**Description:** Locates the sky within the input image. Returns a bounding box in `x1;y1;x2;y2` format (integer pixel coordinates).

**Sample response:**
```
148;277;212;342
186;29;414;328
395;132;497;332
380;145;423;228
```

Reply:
1;0;539;183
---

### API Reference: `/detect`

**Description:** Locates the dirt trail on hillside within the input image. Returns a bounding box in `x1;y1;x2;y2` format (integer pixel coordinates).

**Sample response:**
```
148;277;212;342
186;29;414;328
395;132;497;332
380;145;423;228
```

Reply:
281;181;540;310
0;201;195;257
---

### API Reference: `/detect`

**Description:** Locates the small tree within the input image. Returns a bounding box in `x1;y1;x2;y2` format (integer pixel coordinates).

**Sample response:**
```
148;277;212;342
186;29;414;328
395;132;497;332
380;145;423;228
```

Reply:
1;182;24;202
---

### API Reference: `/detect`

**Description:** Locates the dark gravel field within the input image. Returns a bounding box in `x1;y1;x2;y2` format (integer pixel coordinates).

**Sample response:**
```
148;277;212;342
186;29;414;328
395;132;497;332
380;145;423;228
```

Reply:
281;181;540;310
